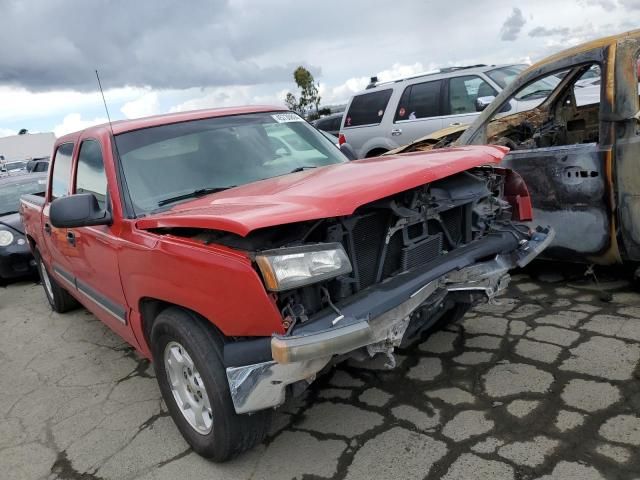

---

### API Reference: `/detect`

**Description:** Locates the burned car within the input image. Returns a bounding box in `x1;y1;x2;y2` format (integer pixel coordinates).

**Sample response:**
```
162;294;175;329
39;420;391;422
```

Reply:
392;29;640;267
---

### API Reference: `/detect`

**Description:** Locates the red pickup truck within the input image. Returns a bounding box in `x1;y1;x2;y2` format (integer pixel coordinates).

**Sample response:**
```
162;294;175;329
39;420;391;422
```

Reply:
20;106;553;461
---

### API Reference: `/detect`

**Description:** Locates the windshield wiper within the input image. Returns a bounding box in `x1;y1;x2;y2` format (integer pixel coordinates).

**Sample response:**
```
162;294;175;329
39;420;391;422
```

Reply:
289;166;318;173
0;210;19;216
157;186;236;207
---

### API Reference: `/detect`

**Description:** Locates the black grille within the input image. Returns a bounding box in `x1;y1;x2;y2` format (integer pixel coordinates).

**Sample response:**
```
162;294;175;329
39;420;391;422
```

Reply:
401;233;442;270
348;208;463;291
382;231;403;278
351;213;389;289
441;207;463;245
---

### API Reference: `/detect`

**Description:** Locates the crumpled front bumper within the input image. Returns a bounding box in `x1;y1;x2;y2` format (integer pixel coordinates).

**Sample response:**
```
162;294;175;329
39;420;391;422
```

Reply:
226;227;554;414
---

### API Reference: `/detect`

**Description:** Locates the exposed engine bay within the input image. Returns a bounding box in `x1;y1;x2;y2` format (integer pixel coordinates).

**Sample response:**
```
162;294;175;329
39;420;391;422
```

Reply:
181;167;531;343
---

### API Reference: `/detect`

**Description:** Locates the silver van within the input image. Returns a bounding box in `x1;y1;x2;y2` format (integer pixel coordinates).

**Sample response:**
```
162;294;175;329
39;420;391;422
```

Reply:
339;64;548;158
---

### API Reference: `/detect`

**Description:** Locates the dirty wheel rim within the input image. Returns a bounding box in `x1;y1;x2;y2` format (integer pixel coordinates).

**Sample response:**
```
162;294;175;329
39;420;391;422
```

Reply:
163;341;213;435
40;259;54;300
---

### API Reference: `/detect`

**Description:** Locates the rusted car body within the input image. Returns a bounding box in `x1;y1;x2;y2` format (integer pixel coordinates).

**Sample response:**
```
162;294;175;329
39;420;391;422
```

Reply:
392;30;640;265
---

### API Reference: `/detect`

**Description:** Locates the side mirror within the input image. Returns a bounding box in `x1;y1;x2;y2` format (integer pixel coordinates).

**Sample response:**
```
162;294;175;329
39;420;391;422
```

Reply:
50;193;111;228
475;96;495;112
339;143;358;161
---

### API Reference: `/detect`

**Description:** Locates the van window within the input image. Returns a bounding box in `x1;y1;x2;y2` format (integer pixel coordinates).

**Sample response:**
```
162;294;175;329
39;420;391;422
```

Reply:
448;76;498;115
75;140;108;209
395;80;443;122
344;89;393;127
50;143;74;200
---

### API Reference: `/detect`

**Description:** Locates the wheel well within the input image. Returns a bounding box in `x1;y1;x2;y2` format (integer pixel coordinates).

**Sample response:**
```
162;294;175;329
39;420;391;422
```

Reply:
139;298;225;348
365;148;388;158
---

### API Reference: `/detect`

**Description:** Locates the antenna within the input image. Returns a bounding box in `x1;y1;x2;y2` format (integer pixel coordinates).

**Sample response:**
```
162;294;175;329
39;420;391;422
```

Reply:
95;70;116;137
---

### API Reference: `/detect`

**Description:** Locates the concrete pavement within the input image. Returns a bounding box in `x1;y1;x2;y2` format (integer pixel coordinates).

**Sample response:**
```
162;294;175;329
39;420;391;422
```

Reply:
0;266;639;479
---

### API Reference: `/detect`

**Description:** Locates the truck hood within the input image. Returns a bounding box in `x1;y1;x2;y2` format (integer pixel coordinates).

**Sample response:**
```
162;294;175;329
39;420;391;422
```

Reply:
136;145;507;237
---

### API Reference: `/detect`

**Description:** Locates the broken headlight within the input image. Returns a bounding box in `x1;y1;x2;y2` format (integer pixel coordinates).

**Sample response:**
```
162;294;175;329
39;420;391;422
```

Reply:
256;243;352;291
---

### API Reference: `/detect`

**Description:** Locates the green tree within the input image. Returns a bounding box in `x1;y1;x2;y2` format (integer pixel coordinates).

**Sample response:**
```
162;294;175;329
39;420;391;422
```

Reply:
284;66;321;118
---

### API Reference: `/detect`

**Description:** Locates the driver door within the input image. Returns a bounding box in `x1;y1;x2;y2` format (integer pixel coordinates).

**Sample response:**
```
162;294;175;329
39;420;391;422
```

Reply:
495;64;613;262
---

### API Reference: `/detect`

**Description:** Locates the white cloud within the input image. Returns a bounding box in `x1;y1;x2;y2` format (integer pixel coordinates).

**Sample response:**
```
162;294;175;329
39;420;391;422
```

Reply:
320;62;437;105
0;128;16;138
0;86;146;124
121;91;160;119
169;86;287;113
53;113;108;138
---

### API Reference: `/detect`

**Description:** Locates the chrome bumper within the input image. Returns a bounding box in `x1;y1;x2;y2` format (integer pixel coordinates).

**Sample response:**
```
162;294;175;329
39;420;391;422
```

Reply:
226;227;554;414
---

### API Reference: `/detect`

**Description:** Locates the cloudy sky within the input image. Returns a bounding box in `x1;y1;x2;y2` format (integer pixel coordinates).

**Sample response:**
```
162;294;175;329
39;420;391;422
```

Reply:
0;0;638;138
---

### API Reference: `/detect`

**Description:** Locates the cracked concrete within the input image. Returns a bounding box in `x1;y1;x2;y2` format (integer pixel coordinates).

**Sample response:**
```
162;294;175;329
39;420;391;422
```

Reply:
1;264;640;479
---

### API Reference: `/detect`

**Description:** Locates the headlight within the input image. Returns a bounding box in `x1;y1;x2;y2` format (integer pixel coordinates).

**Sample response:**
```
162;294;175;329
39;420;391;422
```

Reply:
0;230;14;247
256;243;352;291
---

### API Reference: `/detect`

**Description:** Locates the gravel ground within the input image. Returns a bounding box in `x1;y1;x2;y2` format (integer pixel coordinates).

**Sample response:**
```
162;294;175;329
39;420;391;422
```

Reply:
0;265;639;480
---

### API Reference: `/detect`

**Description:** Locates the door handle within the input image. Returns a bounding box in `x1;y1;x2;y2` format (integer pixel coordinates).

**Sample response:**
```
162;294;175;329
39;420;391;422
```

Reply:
66;231;76;247
44;223;51;235
391;128;403;136
449;122;462;126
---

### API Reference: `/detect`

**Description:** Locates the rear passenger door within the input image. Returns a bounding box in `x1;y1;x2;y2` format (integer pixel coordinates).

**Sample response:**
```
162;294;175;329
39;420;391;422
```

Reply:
441;75;498;128
66;139;136;344
393;80;444;143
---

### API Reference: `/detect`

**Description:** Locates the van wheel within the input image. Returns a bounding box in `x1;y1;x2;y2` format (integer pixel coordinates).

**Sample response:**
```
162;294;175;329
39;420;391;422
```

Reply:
34;249;78;313
151;307;272;462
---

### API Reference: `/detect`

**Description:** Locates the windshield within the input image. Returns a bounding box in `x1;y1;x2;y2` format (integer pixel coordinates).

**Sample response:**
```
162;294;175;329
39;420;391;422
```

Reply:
488;65;561;101
0;178;46;215
115;112;348;215
486;65;528;89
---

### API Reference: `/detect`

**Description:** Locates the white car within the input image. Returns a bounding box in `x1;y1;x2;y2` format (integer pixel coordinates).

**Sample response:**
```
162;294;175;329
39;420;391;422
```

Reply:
339;64;555;159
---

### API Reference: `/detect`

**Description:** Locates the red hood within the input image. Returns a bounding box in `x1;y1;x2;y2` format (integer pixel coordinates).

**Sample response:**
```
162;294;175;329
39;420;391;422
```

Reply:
136;145;507;236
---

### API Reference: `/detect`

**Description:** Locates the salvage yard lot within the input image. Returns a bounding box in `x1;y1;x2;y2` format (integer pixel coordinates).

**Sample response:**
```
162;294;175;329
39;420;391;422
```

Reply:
1;267;639;480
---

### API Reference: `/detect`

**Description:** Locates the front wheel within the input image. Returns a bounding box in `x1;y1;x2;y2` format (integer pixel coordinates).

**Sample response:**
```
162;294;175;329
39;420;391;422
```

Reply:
151;307;271;462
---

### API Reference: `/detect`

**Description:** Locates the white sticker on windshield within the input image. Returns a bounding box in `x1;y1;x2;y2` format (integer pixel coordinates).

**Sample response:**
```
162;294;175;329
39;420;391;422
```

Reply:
271;113;304;123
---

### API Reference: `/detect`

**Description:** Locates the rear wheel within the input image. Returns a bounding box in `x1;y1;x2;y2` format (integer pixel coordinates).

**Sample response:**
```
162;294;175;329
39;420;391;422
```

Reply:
34;249;78;313
151;307;271;462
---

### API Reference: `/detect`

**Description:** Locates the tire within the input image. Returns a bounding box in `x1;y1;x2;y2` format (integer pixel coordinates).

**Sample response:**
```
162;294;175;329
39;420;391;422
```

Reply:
151;307;272;462
34;249;78;313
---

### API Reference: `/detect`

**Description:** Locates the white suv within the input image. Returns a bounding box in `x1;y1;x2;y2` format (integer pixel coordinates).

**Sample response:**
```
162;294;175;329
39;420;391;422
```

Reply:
339;64;550;158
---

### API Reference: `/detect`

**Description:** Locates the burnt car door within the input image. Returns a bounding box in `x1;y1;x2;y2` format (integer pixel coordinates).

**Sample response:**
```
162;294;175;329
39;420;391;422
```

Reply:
461;51;616;263
612;38;640;261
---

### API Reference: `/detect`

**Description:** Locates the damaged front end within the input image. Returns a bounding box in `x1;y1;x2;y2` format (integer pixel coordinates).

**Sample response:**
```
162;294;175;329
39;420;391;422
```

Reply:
216;167;554;414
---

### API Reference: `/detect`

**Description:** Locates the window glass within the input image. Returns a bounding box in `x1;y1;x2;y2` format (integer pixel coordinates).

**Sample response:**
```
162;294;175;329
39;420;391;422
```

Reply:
33;162;49;173
513;72;562;102
486;65;528;89
448;75;498;115
344;89;393;127
114;112;347;215
51;143;74;199
573;65;601;107
395;80;442;121
76;140;108;209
